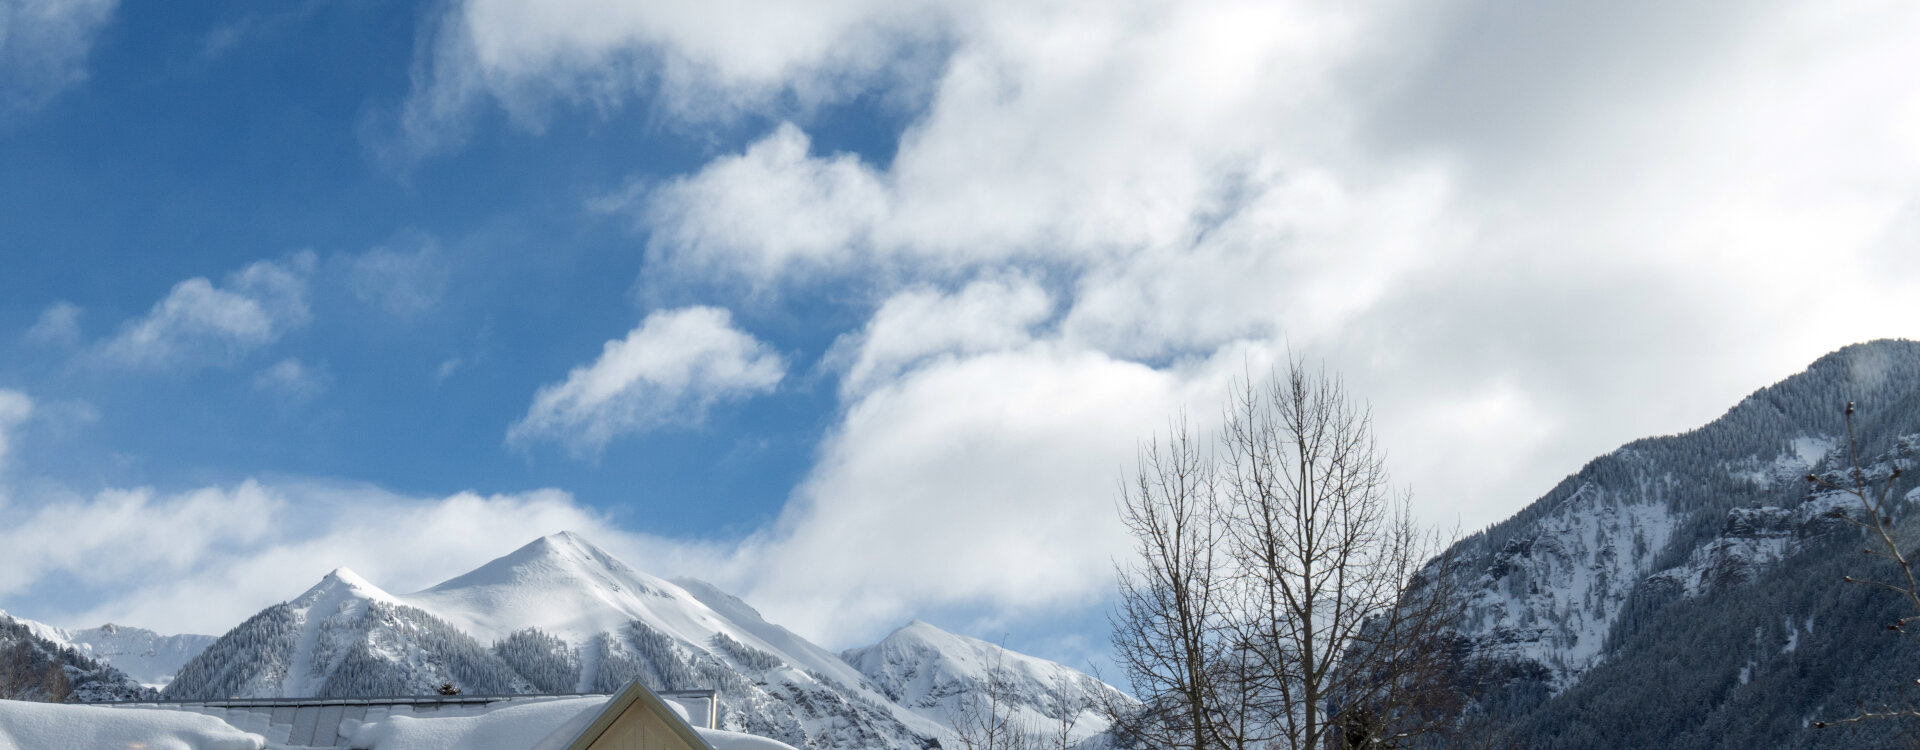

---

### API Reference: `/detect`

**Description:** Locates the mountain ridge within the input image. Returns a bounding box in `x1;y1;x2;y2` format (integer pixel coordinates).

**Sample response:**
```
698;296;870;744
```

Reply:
151;531;1124;750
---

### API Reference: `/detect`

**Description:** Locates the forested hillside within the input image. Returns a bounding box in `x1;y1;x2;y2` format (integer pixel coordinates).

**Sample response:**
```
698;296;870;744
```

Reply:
1441;340;1920;747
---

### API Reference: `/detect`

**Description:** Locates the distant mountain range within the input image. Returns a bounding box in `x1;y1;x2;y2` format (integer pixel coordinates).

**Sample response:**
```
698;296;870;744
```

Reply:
132;531;1125;749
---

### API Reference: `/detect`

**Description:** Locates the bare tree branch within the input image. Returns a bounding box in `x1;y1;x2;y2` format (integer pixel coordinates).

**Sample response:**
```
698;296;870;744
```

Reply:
1111;360;1471;750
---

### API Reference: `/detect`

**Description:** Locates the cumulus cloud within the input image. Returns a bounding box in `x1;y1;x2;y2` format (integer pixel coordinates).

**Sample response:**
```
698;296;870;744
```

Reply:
626;0;1920;519
642;123;891;282
508;306;786;456
0;476;714;635
326;0;1920;647
95;252;316;371
551;0;1920;645
722;341;1277;642
826;275;1053;396
0;0;117;115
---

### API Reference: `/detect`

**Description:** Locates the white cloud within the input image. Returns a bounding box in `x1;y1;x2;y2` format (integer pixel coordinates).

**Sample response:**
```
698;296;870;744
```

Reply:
627;0;1920;521
0;482;278;603
385;0;944;160
24;301;82;345
722;341;1276;643
570;0;1920;645
826;275;1052;396
95;253;316;371
636;0;1375;282
0;477;710;635
288;0;1920;648
508;306;786;456
0;388;32;471
0;0;117;115
643;123;891;283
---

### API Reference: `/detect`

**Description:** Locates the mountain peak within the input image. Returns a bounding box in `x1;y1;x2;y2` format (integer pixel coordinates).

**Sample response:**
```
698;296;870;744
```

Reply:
528;529;586;551
885;619;980;648
421;532;638;595
404;532;676;644
323;566;372;588
294;567;397;607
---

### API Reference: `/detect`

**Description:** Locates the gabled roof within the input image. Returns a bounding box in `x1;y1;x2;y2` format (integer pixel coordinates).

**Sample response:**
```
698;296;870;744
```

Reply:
556;680;718;750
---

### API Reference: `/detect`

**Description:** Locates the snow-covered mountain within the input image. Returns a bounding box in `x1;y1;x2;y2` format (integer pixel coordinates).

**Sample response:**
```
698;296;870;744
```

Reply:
844;620;1133;745
0;611;151;702
404;531;946;749
34;623;215;688
165;567;530;700
1439;339;1920;748
153;532;1138;749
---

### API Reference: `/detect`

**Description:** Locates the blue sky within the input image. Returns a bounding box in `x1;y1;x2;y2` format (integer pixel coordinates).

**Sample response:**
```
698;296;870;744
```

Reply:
3;0;1919;674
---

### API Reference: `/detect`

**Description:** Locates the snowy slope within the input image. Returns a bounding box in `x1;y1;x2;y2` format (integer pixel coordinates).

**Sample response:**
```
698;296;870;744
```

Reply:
843;620;1133;745
0;608;71;645
405;532;879;690
165;567;530;700
673;576;880;693
0;611;214;687
405;532;680;648
57;623;217;688
1455;476;1679;686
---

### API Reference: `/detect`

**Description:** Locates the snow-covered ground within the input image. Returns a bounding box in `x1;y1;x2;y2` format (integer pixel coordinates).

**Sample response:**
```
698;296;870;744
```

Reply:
0;700;266;750
0;695;800;750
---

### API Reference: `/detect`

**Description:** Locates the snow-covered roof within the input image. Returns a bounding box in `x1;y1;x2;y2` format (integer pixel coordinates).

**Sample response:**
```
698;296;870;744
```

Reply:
2;681;797;750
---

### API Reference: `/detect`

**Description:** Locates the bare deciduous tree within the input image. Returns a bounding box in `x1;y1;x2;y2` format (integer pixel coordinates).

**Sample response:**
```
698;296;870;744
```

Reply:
1111;360;1469;750
1109;416;1232;749
0;641;72;702
1810;401;1918;731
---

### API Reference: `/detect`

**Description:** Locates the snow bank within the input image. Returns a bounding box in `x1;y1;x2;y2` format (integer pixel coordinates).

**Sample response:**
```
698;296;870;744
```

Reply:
0;700;264;750
698;727;801;749
343;696;606;750
336;695;801;750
